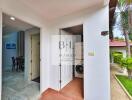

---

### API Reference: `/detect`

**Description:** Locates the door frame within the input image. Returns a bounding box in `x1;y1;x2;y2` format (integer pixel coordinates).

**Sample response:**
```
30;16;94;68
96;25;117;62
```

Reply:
30;34;40;80
1;11;42;93
59;24;84;90
59;29;62;89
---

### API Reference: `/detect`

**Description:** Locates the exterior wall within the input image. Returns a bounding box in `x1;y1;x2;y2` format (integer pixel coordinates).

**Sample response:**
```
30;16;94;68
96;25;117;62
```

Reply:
49;6;110;100
1;0;50;93
84;6;110;100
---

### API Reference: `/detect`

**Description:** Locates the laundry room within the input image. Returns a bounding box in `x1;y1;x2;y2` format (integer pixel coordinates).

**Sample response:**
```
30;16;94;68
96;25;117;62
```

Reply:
59;24;84;99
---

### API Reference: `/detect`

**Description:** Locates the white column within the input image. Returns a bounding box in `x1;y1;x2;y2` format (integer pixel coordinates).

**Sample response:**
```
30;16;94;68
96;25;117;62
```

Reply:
84;6;110;100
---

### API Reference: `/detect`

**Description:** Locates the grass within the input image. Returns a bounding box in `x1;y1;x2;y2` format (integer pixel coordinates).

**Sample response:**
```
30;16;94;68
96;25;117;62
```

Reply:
116;75;132;96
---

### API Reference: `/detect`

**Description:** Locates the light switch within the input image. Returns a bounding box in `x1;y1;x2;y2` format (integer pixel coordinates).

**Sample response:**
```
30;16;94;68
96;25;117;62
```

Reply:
88;52;94;56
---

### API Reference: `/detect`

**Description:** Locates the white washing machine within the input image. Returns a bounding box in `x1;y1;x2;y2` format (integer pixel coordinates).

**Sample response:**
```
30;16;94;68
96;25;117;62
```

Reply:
74;60;83;78
74;42;83;78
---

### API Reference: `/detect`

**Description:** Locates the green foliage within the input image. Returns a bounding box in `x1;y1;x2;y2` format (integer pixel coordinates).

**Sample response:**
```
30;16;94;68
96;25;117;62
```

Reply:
120;58;127;68
126;58;132;70
112;52;132;70
116;0;129;31
112;52;123;64
120;57;132;70
118;0;127;8
128;28;132;41
114;37;124;41
116;75;132;96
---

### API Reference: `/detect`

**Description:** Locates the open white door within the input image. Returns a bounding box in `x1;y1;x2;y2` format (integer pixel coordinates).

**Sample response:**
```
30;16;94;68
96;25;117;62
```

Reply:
31;34;40;80
60;30;74;89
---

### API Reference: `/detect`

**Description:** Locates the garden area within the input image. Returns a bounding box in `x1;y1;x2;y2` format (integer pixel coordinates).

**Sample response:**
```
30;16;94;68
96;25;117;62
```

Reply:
112;52;132;98
116;75;132;96
109;0;132;99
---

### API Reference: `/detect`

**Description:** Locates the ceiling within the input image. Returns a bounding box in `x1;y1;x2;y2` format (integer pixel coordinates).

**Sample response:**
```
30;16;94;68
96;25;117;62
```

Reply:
20;0;105;20
2;13;34;35
63;24;83;35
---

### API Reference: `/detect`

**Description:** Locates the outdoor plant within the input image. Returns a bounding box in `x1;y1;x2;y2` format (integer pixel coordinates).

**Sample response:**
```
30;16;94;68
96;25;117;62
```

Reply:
113;0;132;57
119;57;127;73
120;57;132;79
112;52;123;64
120;58;127;68
126;58;132;79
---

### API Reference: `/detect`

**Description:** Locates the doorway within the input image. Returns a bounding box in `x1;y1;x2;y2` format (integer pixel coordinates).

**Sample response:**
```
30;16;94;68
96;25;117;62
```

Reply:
59;24;84;99
2;13;41;100
30;34;40;82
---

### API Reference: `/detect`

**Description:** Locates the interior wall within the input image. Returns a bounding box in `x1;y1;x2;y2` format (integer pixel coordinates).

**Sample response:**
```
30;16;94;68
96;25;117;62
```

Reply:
2;32;18;71
1;0;51;93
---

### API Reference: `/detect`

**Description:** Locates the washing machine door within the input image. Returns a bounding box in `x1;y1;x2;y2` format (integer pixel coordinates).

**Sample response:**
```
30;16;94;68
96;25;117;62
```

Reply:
76;65;83;74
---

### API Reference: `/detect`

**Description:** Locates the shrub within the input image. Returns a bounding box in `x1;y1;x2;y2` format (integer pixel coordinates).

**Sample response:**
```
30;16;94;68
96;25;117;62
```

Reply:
120;58;132;70
120;58;127;68
112;52;123;64
126;58;132;70
120;57;132;79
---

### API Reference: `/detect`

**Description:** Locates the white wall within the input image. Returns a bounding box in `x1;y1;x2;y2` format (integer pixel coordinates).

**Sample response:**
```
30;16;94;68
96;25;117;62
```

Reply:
48;6;110;100
0;0;50;93
83;6;110;100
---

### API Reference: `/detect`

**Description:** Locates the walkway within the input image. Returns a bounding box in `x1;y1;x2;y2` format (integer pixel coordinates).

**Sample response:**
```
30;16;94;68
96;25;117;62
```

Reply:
2;71;40;100
111;64;130;100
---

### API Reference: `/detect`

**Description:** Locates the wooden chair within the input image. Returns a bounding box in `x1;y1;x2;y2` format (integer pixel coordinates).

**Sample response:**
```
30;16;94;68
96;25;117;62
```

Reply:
11;57;16;71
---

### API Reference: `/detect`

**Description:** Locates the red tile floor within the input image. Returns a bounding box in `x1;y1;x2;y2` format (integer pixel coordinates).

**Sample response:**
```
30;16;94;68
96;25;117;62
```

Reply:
40;78;83;100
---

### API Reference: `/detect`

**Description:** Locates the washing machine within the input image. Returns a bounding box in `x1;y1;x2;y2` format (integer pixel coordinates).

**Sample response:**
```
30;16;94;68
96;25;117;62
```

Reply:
74;59;83;78
74;42;83;78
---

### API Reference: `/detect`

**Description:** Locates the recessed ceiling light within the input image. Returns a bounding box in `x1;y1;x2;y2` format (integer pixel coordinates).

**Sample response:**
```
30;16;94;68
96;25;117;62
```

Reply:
10;17;15;21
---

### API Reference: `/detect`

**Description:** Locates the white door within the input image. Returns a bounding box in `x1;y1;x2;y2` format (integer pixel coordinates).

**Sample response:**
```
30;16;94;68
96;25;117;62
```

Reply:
60;30;74;89
31;34;40;80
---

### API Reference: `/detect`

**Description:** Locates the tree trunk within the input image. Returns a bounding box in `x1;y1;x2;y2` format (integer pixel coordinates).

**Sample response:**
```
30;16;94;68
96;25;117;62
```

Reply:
128;69;132;79
124;30;131;57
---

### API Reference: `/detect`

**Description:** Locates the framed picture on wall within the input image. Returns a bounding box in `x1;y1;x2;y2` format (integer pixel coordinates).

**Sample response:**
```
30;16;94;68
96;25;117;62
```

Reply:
6;43;16;49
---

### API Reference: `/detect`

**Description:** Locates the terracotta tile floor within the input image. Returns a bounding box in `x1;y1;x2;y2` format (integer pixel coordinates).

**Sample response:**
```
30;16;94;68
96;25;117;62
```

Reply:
40;78;83;100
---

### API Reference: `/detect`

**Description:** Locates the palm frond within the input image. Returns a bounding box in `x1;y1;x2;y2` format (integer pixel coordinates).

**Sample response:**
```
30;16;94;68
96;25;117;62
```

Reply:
118;0;128;12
